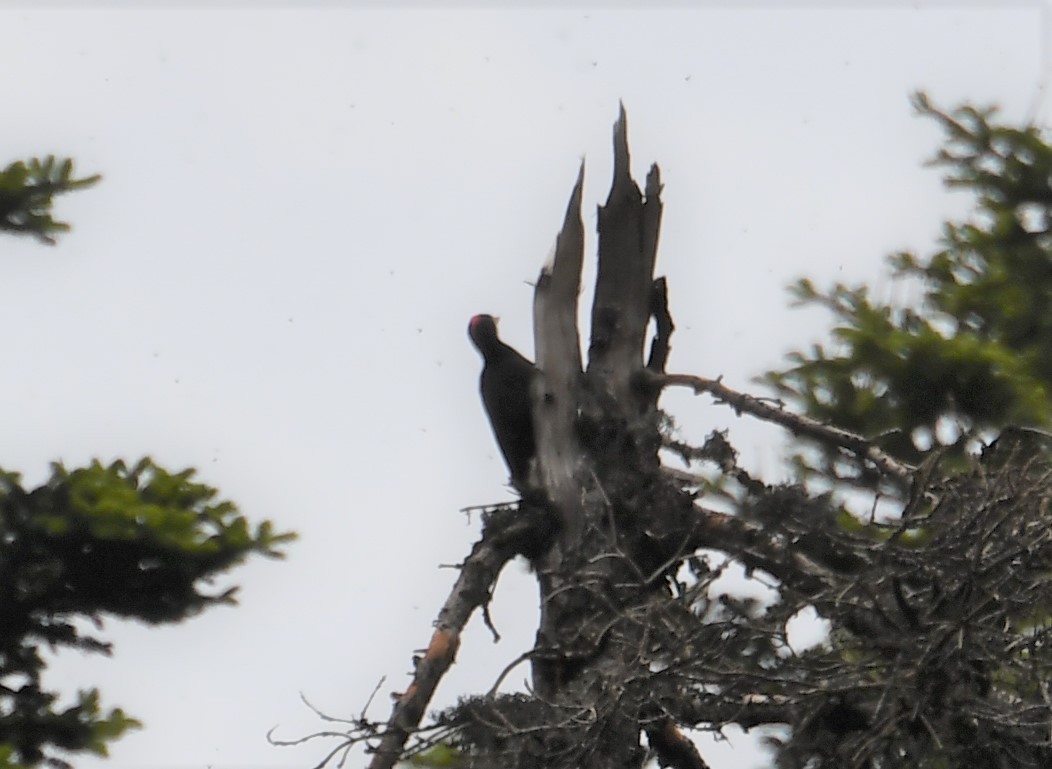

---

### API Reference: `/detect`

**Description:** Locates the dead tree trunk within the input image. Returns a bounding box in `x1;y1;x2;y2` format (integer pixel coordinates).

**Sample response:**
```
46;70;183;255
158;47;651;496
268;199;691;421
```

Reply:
355;105;889;769
524;106;700;769
354;104;972;769
362;107;701;769
305;102;1052;769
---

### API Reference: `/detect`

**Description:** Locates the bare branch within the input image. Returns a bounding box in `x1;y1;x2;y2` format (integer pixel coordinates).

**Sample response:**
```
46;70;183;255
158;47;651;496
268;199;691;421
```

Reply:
366;511;537;769
656;372;914;483
646;277;674;373
644;720;711;769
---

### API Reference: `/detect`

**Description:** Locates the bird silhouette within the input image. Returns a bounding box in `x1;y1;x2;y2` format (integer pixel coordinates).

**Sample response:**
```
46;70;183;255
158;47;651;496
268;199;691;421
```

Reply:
468;314;537;489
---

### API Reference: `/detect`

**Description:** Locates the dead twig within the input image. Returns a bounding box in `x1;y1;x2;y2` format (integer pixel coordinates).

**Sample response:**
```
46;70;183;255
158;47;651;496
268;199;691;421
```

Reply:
366;517;530;769
655;372;914;484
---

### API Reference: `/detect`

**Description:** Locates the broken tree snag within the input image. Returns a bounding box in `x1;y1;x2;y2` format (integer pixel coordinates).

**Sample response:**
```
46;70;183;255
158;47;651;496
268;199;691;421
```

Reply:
642;163;665;280
588;103;664;409
531;161;585;529
517;106;703;766
529;161;589;697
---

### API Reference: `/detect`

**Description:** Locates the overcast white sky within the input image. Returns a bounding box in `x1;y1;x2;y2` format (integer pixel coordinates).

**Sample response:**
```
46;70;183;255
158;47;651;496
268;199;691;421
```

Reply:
3;4;1050;769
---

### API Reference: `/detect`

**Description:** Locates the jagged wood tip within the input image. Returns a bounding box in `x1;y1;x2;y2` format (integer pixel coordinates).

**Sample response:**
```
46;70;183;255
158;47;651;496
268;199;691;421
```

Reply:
645;163;663;199
609;102;634;203
566;159;585;230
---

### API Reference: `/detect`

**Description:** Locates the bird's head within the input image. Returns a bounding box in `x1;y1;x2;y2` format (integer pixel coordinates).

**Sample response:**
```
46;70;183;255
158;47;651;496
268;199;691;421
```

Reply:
468;314;500;350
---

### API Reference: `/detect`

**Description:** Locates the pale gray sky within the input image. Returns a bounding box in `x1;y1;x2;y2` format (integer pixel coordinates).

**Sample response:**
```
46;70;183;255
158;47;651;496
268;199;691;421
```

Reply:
3;4;1049;768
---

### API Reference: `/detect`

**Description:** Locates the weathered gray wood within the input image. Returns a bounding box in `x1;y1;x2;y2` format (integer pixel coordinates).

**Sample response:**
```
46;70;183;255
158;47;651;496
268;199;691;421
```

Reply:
531;161;585;538
524;108;683;769
587;105;664;411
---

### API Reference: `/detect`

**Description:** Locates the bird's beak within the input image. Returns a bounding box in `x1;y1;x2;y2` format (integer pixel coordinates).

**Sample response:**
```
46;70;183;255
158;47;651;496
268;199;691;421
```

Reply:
494;316;501;325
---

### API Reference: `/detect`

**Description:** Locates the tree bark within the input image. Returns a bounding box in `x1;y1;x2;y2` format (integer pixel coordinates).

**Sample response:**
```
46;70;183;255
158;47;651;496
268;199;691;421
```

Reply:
531;160;586;542
587;103;664;412
525;106;690;769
